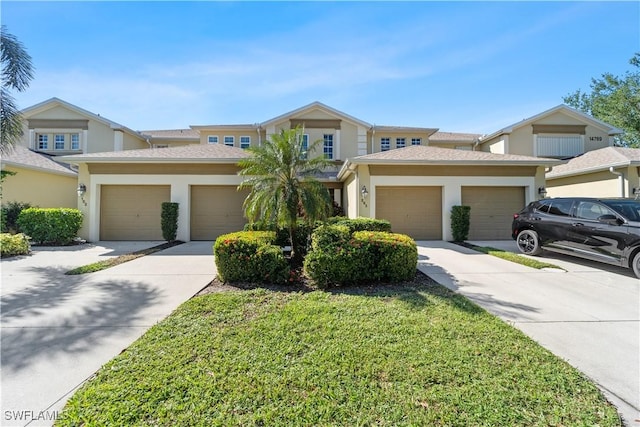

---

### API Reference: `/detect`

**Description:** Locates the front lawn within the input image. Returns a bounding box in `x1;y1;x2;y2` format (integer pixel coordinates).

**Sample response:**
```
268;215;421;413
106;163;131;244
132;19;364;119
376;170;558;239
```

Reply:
58;277;619;426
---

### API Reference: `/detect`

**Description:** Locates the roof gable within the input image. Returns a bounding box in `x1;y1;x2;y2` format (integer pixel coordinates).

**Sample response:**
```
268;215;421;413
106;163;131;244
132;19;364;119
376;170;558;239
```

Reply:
480;104;624;143
546;147;640;179
261;101;371;129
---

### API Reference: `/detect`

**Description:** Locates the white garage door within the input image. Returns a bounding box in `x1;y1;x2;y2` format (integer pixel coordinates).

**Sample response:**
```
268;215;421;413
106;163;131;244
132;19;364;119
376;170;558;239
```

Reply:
100;185;170;240
376;186;442;240
461;186;525;240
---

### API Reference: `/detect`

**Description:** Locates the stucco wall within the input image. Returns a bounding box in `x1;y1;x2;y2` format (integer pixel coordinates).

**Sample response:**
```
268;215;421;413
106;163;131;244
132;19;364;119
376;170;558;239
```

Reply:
1;166;78;208
546;167;637;198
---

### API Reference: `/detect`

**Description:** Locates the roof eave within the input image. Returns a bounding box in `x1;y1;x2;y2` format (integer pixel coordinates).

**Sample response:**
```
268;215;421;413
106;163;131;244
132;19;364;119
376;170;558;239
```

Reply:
2;160;78;177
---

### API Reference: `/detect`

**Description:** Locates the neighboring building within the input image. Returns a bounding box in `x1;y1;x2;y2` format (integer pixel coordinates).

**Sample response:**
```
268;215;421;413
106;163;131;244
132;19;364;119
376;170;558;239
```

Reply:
5;97;633;242
546;147;640;198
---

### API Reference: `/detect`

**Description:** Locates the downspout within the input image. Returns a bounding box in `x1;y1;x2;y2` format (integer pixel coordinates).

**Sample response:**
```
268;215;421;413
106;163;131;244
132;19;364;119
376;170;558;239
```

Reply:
145;137;152;149
609;167;625;197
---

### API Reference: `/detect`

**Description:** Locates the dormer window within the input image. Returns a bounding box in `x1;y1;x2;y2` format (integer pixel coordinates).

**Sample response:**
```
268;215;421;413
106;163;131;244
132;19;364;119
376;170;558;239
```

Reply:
54;134;65;150
38;134;49;150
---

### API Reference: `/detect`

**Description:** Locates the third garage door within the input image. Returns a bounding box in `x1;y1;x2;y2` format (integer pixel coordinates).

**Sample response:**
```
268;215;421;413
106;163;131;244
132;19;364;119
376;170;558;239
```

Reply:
376;186;442;240
461;186;525;240
190;186;248;240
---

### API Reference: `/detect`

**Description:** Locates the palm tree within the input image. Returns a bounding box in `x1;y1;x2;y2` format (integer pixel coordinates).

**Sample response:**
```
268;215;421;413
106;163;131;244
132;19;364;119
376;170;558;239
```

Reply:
238;126;333;262
1;25;34;153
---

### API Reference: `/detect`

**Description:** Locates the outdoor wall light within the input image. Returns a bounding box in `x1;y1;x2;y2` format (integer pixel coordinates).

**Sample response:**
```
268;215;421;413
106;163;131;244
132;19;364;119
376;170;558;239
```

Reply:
538;186;547;198
77;183;87;197
361;185;369;203
633;187;640;199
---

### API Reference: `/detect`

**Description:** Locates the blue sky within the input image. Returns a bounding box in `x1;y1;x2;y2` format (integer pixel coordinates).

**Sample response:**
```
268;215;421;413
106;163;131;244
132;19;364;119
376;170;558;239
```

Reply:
3;1;638;135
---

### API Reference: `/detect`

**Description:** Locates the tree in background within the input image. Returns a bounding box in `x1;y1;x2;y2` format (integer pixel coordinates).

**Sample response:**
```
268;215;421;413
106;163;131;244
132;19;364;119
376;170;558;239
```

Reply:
564;53;639;148
238;126;332;262
1;25;34;153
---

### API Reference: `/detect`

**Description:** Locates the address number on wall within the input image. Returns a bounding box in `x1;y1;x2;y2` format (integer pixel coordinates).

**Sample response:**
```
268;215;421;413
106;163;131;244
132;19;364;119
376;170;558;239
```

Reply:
588;136;603;142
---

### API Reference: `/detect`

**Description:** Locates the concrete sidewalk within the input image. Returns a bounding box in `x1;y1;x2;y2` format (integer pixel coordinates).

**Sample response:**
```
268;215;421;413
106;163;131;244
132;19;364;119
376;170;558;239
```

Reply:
417;241;640;426
1;241;215;427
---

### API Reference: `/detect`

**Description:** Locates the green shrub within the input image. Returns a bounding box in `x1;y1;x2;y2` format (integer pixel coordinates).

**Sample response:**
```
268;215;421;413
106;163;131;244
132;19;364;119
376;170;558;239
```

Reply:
17;208;83;245
451;205;471;242
0;233;30;257
326;217;392;233
161;202;179;242
304;226;417;288
1;201;32;233
214;231;289;284
244;219;316;256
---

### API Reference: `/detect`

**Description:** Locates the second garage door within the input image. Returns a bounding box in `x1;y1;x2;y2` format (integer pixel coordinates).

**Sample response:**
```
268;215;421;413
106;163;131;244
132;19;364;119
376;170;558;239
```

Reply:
191;186;248;240
100;185;170;240
461;186;525;240
376;186;442;240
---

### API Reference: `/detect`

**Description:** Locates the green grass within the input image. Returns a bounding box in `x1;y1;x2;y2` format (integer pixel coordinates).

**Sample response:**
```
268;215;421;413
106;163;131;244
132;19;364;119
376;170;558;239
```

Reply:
57;280;618;426
469;245;565;271
65;241;183;275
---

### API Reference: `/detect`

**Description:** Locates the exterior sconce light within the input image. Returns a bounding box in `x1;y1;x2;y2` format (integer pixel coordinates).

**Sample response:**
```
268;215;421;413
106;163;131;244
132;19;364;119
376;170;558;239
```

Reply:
361;185;369;206
538;186;547;198
633;187;640;199
77;183;87;206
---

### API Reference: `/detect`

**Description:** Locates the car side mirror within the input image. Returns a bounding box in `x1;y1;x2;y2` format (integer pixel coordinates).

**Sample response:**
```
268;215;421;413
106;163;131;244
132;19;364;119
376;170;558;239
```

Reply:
597;214;622;225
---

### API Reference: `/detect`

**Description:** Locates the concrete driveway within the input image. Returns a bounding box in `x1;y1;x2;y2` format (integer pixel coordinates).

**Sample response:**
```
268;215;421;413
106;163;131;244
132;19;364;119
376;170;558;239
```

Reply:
1;241;215;427
417;240;640;427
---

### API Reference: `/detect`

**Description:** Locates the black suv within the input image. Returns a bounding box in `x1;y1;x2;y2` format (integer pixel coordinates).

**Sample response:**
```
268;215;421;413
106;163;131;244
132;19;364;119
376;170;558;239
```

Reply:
512;197;640;278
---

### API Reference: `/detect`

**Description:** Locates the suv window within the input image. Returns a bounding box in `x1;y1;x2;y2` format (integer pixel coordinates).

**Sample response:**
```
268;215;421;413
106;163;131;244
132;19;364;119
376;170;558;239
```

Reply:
534;200;552;213
603;200;640;221
575;201;614;221
547;200;573;217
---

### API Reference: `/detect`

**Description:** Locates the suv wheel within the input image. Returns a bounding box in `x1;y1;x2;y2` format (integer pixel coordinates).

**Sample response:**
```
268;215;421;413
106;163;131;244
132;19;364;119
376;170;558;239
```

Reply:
632;251;640;279
516;229;543;256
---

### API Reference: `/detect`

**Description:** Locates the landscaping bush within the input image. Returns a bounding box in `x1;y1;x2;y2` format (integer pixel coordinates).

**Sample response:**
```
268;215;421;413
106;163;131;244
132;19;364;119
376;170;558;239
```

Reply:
304;225;417;288
161;202;179;242
0;233;30;257
214;231;289;284
326;217;392;233
451;205;471;242
244;219;316;256
1;201;31;233
16;208;83;245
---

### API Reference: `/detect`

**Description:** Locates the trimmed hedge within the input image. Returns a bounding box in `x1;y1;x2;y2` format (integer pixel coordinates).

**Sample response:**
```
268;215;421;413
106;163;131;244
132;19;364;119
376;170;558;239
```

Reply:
214;231;289;285
451;205;471;242
1;201;31;233
244;220;315;257
0;233;30;257
326;217;392;233
16;208;83;245
161;202;179;242
304;225;417;288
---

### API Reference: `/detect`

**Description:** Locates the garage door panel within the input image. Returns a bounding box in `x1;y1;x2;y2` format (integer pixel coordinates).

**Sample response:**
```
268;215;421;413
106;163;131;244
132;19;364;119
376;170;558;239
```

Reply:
461;186;524;240
191;186;248;240
376;186;442;240
100;185;170;240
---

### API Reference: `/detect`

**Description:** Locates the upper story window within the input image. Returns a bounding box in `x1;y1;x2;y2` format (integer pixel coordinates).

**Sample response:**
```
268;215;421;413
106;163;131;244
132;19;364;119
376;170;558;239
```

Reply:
38;134;49;150
71;134;80;150
300;134;309;159
54;134;65;150
396;138;406;149
224;136;234;147
207;135;219;144
323;134;334;160
380;137;390;152
411;138;421;146
240;136;251;149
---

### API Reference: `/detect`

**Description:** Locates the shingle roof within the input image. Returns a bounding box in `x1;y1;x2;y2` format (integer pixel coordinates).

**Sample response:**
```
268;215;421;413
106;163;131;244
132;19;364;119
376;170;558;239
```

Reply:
1;146;77;176
546;147;640;179
430;132;482;143
56;143;250;163
374;125;438;134
141;129;200;139
352;145;558;164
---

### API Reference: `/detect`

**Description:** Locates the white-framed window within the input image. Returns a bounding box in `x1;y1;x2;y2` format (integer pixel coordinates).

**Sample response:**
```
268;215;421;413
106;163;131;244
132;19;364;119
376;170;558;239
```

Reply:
207;135;219;144
396;137;406;149
300;134;309;159
411;138;421;146
323;134;334;159
380;137;390;152
71;133;80;150
54;134;65;150
224;136;234;147
240;136;251;149
38;134;49;150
